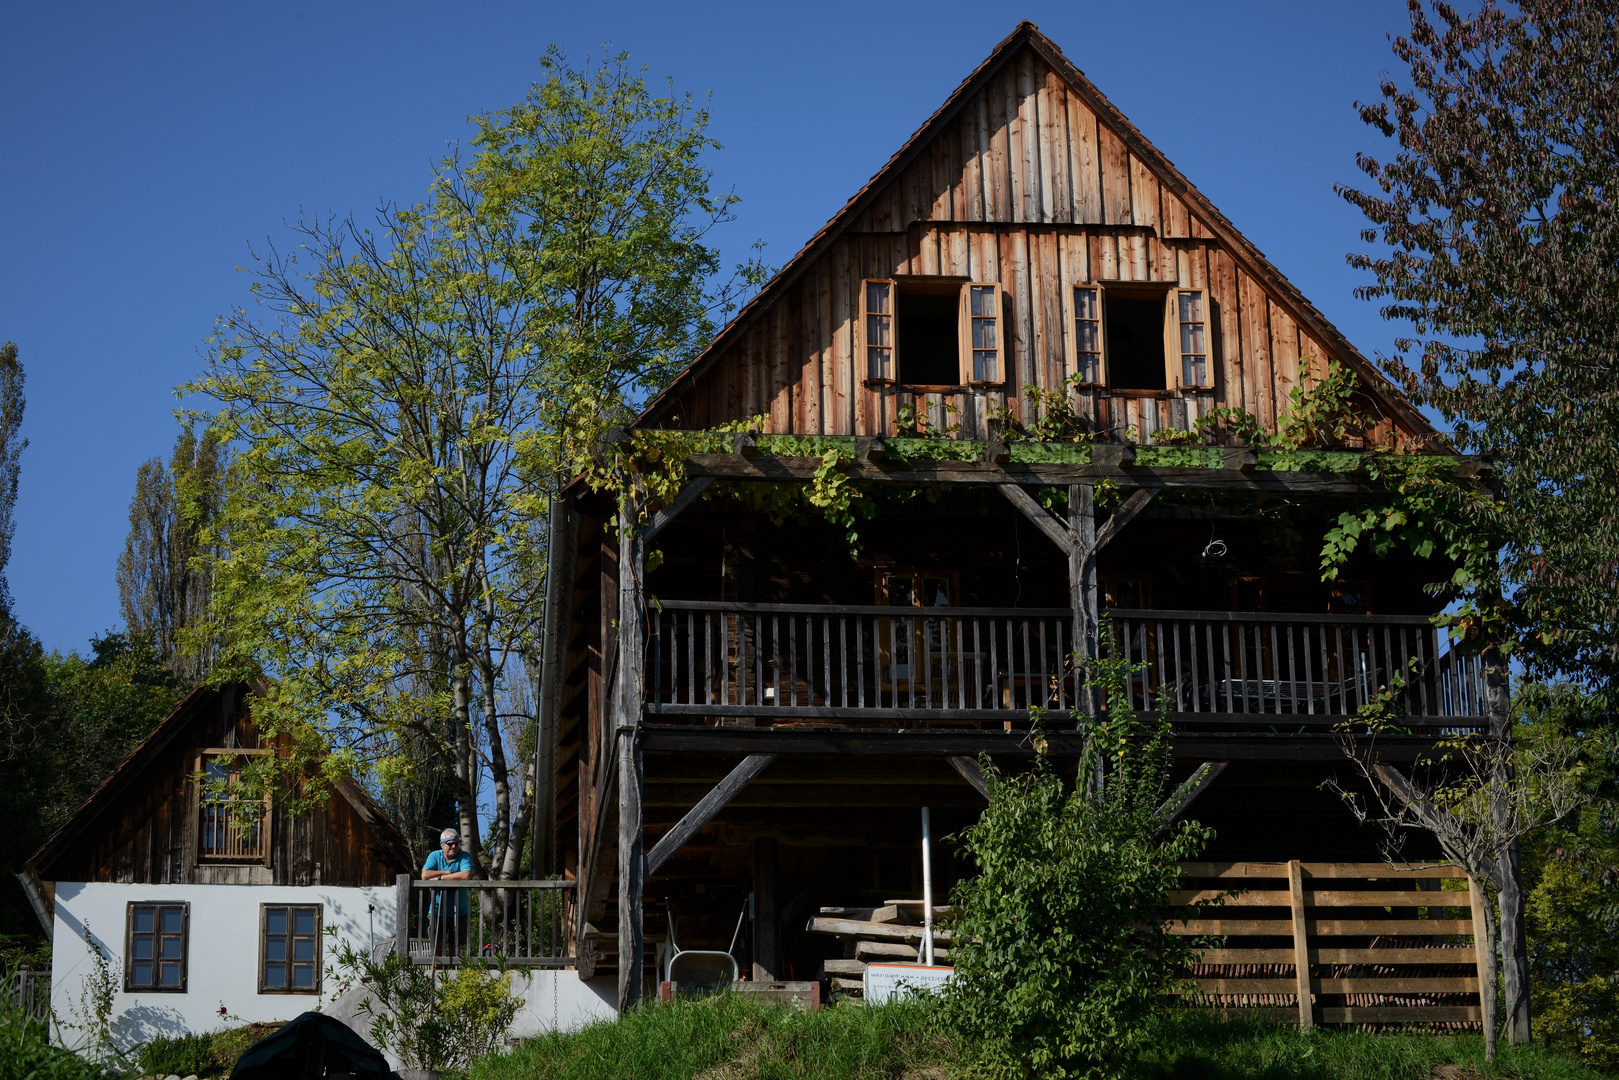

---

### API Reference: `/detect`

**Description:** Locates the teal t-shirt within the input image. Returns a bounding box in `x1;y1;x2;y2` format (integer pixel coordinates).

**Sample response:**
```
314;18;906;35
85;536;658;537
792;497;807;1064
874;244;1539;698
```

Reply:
423;850;474;917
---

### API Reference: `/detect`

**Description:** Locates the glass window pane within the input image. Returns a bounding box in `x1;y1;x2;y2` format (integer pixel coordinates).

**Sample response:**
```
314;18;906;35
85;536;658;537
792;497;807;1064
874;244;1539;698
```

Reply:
161;936;183;959
1184;357;1207;386
1075;323;1098;353
866;281;889;314
867;314;889;347
132;961;152;986
1179;291;1203;321
1075;287;1097;320
162;908;183;933
160;962;180;987
1181;324;1205;354
293;938;315;962
267;909;286;935
264;962;284;988
294;909;316;936
133;937;153;960
134;908;153;933
969;285;994;317
293;964;315;989
974;351;997;381
972;320;992;349
1078;356;1098;383
266;938;286;962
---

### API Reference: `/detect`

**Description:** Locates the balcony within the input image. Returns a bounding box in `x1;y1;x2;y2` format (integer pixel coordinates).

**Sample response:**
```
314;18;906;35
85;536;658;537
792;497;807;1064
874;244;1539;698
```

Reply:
645;602;1488;736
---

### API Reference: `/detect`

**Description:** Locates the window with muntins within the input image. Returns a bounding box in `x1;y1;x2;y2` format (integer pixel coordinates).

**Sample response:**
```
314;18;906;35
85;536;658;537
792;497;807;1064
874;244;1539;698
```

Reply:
861;279;1004;388
1070;283;1213;391
127;902;188;991
197;749;271;863
261;905;321;993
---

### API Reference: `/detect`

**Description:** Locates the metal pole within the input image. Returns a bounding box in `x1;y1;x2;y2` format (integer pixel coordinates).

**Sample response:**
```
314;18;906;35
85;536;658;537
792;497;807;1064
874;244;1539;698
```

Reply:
921;806;935;966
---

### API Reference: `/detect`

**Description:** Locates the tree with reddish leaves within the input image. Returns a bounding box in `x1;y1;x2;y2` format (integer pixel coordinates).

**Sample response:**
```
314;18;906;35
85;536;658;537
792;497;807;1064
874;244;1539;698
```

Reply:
1340;0;1619;685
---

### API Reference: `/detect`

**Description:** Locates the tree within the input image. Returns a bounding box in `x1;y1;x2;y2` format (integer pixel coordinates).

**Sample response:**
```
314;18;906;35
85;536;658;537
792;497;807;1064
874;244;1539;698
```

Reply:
192;48;758;880
116;426;225;685
1338;0;1619;683
0;343;24;609
942;654;1213;1080
1331;710;1586;1059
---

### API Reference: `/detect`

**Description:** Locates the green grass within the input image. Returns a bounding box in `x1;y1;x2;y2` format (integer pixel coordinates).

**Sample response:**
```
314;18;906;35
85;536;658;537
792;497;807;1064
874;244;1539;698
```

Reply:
460;996;1611;1080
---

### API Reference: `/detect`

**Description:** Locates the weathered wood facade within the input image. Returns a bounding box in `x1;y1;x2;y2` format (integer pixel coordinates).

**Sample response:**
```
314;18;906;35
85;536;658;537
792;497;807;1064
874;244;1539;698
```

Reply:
541;23;1508;1023
30;682;413;889
639;23;1427;449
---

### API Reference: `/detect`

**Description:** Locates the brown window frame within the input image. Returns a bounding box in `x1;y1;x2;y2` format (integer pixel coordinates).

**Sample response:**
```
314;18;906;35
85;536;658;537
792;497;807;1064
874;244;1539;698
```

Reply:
125;901;189;993
1070;281;1211;392
196;747;273;865
860;278;1006;390
259;903;322;995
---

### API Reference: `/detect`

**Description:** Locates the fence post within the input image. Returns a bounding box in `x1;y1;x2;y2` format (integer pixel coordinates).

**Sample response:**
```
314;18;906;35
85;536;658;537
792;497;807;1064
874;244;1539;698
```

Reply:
395;873;412;963
1287;859;1313;1030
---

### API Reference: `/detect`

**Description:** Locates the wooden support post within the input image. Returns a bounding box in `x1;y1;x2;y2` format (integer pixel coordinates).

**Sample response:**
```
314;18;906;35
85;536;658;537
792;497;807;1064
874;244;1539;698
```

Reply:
1286;859;1313;1030
753;837;779;982
1469;873;1498;1042
644;754;777;877
616;490;646;1012
535;498;577;879
395;873;412;964
1069;484;1098;723
1484;642;1529;1044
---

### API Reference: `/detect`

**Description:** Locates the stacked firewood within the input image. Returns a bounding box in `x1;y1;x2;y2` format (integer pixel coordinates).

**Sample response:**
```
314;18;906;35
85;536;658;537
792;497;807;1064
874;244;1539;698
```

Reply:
808;901;953;999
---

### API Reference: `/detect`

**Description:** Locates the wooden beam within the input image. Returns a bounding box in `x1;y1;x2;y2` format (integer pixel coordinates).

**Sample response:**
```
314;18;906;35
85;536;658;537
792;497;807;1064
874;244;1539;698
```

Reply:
948;755;993;799
643;753;777;877
1287;859;1314;1030
616;490;646;1012
1070;484;1098;729
1094;488;1157;550
753;837;779;981
1156;761;1227;827
996;483;1074;552
686;454;1390;493
641;476;714;543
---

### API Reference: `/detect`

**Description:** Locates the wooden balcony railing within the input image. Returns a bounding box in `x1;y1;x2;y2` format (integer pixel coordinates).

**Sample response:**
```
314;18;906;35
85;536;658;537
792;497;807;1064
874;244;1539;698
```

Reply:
646;602;1488;732
394;877;574;967
198;797;269;861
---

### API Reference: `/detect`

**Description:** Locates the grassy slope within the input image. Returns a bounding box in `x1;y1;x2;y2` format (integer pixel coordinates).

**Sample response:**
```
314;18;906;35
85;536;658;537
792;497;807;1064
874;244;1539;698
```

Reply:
462;997;1610;1080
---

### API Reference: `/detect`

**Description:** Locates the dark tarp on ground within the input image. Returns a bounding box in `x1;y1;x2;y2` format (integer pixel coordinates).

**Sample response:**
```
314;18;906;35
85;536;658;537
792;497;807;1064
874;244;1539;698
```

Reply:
230;1011;391;1080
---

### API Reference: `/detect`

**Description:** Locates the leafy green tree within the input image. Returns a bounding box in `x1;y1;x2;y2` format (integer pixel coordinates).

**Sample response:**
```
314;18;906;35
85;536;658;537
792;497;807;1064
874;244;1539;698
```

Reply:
116;426;225;685
1519;683;1619;1069
191;48;760;879
942;655;1213;1080
1339;0;1619;682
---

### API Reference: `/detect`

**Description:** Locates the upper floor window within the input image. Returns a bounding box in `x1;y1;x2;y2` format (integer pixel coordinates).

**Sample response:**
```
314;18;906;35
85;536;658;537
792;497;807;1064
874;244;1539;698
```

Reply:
1068;284;1212;391
197;749;271;864
862;279;1003;388
127;902;188;992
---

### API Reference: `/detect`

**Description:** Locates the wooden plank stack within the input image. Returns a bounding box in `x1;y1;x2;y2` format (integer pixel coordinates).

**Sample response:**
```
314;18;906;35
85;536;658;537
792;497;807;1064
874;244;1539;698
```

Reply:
1175;861;1483;1029
808;901;954;999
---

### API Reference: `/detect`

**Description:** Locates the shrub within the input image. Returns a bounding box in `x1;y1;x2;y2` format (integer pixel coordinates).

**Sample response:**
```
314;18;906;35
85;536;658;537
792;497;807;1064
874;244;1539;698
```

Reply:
941;650;1214;1080
137;1031;218;1076
0;999;102;1080
331;944;521;1071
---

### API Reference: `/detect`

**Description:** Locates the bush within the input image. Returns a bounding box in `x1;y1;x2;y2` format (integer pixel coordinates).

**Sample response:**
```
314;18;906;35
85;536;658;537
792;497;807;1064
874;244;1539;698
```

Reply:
940;650;1213;1080
0;1000;102;1080
137;1031;218;1076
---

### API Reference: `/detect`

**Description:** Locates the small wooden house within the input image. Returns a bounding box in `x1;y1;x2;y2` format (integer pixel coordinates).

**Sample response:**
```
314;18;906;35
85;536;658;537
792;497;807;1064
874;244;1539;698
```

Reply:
27;682;412;1048
534;22;1502;1024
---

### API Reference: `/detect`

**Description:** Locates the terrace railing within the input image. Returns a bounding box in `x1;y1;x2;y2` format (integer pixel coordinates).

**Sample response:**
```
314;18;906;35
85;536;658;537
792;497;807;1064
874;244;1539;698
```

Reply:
646;602;1488;732
198;797;269;861
394;877;574;967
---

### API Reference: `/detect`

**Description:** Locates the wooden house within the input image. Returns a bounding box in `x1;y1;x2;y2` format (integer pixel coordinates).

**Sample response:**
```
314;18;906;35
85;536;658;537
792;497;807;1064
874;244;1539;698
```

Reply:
533;23;1503;1023
27;682;413;1049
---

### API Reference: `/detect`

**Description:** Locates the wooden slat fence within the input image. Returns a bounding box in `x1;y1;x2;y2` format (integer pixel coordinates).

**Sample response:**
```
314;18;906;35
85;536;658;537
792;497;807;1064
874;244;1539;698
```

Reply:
1174;861;1483;1028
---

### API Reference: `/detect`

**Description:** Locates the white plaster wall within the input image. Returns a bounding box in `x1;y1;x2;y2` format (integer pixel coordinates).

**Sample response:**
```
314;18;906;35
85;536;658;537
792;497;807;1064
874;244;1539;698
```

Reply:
50;881;395;1051
507;971;616;1037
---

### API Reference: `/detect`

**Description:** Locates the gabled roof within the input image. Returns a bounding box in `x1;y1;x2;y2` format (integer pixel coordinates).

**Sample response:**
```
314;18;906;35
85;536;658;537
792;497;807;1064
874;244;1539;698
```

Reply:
28;681;413;882
636;20;1431;438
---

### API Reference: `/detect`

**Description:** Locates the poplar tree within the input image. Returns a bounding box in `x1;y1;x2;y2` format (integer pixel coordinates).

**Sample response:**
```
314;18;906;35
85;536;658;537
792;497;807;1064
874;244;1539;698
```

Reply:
116;426;225;685
193;49;759;879
0;342;24;609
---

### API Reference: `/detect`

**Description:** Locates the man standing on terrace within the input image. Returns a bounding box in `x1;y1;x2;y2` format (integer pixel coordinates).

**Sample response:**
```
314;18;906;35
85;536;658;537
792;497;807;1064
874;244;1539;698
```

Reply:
422;828;474;954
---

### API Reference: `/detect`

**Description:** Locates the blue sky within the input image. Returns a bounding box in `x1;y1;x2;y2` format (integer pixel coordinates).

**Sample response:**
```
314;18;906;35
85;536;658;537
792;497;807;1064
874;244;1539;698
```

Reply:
1;1;1415;653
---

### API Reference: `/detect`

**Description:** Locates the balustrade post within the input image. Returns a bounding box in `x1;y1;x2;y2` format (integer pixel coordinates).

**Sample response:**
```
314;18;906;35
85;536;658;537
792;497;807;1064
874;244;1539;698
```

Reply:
616;487;647;1012
395;873;411;963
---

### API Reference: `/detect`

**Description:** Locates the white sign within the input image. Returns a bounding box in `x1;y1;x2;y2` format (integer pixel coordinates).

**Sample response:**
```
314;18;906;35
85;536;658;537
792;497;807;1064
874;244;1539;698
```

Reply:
863;963;954;1003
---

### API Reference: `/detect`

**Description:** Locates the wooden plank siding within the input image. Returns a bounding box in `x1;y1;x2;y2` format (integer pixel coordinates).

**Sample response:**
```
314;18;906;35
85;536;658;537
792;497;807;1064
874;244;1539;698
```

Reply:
29;685;411;887
637;26;1431;449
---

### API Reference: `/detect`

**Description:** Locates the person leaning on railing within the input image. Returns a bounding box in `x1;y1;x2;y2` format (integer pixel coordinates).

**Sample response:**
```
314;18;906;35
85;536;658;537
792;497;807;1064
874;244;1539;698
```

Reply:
421;828;474;955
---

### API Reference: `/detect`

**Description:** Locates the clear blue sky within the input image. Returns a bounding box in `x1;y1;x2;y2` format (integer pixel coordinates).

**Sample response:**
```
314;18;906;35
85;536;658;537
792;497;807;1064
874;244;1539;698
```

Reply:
1;1;1414;654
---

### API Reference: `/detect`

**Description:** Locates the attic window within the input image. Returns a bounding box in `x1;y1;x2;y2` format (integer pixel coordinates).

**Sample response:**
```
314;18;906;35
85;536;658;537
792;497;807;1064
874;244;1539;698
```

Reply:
197;749;271;864
1068;284;1212;391
863;278;1004;388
